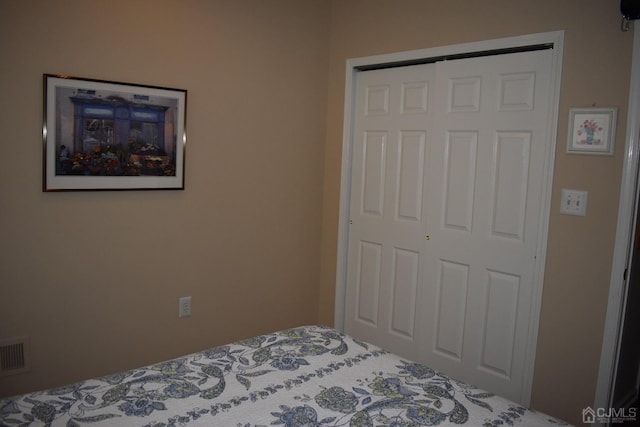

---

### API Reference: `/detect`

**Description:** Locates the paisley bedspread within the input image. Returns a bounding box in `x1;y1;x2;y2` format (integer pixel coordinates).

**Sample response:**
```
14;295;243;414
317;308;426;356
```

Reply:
0;325;569;426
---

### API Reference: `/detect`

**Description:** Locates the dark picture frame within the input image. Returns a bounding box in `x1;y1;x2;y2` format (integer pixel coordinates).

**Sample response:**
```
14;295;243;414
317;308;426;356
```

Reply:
43;74;187;191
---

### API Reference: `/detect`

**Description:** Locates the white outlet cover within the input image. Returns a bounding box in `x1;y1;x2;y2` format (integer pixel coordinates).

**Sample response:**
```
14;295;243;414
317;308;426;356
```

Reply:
179;296;192;318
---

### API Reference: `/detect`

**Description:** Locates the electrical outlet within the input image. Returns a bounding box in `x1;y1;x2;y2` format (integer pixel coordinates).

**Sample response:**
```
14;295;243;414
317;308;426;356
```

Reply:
179;296;191;318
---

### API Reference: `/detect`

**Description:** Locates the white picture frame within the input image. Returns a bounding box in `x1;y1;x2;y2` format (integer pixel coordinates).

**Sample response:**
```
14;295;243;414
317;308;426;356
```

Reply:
567;107;617;156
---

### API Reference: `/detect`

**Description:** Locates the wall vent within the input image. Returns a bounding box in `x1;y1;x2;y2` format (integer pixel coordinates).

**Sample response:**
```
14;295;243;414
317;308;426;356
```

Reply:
0;337;30;377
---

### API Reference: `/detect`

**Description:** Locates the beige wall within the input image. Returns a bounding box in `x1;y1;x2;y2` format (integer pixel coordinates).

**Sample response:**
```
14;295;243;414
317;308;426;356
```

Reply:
0;1;633;425
318;1;631;425
0;0;329;397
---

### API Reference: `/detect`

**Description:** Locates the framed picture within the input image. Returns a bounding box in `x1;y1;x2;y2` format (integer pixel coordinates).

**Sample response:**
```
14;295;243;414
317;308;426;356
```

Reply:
43;74;187;191
566;107;617;155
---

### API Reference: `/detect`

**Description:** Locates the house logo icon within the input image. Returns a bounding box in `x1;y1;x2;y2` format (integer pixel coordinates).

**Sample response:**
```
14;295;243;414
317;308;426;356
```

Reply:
583;406;596;424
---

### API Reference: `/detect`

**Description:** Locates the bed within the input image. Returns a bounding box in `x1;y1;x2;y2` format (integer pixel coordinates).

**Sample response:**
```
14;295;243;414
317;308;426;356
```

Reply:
0;325;569;426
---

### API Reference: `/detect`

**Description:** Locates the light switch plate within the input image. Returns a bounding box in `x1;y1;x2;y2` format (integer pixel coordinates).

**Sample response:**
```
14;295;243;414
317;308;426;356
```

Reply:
560;189;588;216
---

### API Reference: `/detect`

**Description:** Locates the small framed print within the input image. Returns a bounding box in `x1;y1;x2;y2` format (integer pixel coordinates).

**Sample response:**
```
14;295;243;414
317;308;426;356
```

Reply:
43;74;187;191
567;107;617;156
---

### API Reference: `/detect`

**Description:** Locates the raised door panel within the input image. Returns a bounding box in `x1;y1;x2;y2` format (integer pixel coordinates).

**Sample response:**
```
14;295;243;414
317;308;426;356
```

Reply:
479;270;520;378
354;241;383;326
434;260;469;361
390;248;420;338
360;132;387;217
492;132;531;240
396;131;425;222
443;131;477;233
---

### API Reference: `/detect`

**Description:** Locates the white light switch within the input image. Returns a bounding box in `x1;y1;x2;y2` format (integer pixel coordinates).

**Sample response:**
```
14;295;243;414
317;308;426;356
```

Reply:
560;189;588;216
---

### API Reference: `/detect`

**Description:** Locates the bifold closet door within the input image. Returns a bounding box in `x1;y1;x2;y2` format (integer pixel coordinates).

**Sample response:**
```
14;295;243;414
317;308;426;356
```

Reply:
345;62;436;362
344;49;553;404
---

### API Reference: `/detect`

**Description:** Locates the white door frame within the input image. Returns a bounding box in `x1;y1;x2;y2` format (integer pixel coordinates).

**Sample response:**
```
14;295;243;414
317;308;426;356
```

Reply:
334;31;565;406
595;24;640;412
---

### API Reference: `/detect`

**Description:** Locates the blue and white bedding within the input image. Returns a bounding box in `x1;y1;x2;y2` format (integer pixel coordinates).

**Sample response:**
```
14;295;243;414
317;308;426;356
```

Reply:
0;325;568;426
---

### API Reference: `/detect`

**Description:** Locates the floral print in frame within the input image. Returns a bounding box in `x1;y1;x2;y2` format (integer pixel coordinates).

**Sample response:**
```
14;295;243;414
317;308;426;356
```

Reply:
567;107;617;155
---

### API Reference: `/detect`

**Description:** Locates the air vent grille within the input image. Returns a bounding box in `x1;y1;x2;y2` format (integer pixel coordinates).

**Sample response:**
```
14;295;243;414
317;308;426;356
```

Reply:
0;337;30;376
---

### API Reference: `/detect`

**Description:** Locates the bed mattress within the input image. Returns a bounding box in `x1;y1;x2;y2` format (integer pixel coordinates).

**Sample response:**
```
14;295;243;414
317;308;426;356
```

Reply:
0;325;569;426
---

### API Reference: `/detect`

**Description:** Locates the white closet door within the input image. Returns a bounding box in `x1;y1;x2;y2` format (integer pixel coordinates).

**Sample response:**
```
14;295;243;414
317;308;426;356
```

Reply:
344;49;553;404
345;63;436;361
